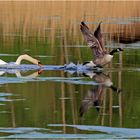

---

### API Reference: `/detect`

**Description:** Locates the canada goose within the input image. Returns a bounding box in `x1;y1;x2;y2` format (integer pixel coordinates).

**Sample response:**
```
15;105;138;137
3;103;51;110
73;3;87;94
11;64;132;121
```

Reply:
80;21;123;68
0;54;43;66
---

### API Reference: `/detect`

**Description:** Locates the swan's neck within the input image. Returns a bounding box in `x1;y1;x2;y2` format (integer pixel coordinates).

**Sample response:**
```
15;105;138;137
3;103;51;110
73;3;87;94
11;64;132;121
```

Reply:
15;54;39;65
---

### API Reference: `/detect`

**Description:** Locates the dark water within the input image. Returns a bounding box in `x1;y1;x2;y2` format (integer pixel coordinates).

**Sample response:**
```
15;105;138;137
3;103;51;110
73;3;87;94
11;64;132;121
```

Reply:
0;1;140;139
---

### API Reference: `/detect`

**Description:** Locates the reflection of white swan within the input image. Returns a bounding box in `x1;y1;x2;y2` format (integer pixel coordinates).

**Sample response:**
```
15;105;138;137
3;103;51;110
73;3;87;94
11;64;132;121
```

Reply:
15;70;43;78
0;69;43;78
0;54;42;66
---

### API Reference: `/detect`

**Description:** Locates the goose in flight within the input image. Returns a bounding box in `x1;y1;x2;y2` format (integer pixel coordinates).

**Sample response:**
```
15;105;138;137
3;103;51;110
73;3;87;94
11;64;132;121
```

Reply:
80;21;123;68
0;54;43;66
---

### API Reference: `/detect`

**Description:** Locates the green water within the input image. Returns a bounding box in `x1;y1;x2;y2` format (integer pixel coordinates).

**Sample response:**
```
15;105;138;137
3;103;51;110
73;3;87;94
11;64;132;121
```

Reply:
0;39;140;138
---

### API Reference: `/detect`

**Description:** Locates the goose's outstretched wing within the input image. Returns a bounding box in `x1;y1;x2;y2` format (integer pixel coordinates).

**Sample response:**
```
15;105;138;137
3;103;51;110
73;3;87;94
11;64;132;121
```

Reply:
80;22;106;58
94;22;106;53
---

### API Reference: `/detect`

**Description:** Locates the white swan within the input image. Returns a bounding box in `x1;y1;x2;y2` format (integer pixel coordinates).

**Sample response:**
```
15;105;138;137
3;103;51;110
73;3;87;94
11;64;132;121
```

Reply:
0;54;43;66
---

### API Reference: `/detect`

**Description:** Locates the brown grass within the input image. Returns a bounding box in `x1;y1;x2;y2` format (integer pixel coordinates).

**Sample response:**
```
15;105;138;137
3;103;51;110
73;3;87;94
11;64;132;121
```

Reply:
0;1;139;44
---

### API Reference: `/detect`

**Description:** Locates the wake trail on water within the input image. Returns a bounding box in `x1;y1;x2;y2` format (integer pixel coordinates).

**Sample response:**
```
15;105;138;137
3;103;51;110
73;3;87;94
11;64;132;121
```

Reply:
0;62;103;73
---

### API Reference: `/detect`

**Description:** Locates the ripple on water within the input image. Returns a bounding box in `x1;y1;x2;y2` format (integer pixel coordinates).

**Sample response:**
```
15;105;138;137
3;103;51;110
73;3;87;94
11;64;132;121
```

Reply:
48;124;140;139
0;125;139;139
0;92;25;102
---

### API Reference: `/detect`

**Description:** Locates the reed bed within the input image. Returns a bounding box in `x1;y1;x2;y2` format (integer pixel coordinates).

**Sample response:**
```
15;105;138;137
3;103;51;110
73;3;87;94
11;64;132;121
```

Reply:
0;1;139;45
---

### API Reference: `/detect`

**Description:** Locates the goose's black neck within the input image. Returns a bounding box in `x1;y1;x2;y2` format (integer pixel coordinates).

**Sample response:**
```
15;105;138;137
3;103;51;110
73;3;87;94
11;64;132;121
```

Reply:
110;85;121;93
109;49;117;55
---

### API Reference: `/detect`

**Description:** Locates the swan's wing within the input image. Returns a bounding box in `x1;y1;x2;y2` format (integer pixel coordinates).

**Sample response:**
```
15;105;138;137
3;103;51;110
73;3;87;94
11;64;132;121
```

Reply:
94;22;106;53
80;22;105;58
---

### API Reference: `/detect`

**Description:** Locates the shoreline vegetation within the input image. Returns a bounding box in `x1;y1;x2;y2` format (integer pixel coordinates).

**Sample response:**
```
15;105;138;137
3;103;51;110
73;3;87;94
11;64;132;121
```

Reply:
0;1;139;45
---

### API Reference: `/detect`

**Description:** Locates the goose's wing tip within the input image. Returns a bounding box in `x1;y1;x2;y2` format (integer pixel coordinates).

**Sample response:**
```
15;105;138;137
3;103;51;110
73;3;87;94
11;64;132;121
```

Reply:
80;21;87;31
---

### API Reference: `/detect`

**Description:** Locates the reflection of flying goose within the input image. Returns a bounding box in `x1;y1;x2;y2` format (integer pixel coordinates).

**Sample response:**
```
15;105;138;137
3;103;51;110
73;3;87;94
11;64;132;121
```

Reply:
0;54;43;66
80;21;123;67
79;86;104;117
83;71;121;92
80;72;121;117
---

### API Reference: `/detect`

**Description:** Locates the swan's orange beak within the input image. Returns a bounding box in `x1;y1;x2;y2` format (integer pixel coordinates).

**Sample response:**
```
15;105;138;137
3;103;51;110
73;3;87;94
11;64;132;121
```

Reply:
38;62;44;67
38;70;43;74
